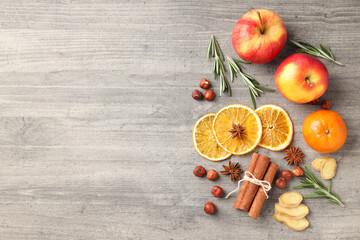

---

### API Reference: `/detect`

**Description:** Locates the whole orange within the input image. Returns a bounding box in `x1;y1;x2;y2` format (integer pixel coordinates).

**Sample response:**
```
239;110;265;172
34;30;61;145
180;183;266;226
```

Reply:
302;110;347;153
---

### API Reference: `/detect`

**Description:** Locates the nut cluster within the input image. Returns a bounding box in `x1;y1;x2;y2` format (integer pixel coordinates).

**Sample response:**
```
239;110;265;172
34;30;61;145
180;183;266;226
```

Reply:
192;78;215;101
275;170;293;189
192;166;224;214
309;98;332;110
275;167;304;189
310;99;320;105
321;99;331;110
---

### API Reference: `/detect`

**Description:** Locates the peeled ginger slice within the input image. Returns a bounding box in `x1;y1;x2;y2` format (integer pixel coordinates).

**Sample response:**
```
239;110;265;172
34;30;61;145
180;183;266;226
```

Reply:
312;156;330;171
275;203;309;219
321;157;337;180
279;191;303;208
273;212;309;231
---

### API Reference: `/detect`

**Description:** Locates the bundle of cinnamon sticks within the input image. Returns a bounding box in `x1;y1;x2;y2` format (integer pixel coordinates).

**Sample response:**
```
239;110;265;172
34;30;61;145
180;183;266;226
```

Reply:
233;153;278;219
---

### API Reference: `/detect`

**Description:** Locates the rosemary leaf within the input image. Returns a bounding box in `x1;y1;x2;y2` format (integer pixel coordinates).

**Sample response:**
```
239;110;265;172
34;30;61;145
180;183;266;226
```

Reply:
233;58;251;64
207;38;212;59
215;58;219;75
294;166;344;207
332;192;340;199
219;59;226;73
327;46;334;59
214;61;217;76
250;86;259;97
320;44;330;56
229;67;235;83
249;89;256;109
214;38;224;61
207;36;231;96
291;40;345;66
305;167;327;189
328;198;339;204
315;190;325;195
303;194;325;198
293;183;315;189
256;85;275;92
226;55;274;108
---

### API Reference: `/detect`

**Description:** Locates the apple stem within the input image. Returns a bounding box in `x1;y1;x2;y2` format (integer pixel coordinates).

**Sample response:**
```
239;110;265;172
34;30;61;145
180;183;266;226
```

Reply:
305;77;314;88
257;11;264;34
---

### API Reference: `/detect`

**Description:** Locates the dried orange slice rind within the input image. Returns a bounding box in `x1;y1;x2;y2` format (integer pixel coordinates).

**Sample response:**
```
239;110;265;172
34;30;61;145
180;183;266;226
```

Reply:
192;113;232;161
255;104;294;151
213;104;262;155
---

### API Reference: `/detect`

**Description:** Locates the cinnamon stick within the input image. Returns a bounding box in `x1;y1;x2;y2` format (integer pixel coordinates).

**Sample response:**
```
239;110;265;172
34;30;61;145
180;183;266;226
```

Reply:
248;162;278;219
233;153;259;209
235;154;271;211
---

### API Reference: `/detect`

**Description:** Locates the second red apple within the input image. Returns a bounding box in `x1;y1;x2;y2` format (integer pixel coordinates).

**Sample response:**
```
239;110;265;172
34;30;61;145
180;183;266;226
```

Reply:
275;53;329;103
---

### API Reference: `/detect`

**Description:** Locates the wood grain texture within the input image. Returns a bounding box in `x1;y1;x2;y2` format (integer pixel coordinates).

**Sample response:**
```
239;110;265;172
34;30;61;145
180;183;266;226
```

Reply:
0;0;359;239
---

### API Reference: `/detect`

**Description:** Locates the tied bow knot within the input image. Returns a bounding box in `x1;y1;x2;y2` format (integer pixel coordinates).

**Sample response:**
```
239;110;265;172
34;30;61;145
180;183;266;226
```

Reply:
225;171;272;199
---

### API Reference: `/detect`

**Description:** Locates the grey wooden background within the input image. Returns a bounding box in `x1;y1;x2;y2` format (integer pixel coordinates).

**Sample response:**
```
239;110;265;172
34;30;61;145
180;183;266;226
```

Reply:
0;0;359;239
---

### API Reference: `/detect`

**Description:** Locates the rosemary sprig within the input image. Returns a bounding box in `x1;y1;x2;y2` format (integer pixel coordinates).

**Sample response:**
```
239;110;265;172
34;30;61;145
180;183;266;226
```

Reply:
207;36;231;96
290;40;344;66
226;56;274;108
293;166;344;207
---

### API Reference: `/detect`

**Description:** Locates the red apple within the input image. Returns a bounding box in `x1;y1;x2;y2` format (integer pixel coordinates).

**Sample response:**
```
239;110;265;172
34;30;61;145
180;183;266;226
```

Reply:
275;53;329;103
232;9;287;64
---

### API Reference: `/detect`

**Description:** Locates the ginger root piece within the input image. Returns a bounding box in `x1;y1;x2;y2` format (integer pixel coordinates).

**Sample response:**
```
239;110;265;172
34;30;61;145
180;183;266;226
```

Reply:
312;156;330;171
275;203;309;219
273;212;309;231
279;191;303;208
320;157;337;180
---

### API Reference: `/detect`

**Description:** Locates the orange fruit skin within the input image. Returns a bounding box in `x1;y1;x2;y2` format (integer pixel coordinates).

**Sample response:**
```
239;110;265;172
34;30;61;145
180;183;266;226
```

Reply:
302;110;347;153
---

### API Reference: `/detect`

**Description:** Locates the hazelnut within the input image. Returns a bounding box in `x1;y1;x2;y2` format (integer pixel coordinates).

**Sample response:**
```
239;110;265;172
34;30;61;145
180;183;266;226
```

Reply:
199;78;210;89
206;169;218;181
310;99;320;105
204;90;215;101
192;90;203;100
275;177;287;189
193;166;206;177
321;99;331;110
211;186;224;198
204;202;216;214
293;166;304;177
281;170;292;181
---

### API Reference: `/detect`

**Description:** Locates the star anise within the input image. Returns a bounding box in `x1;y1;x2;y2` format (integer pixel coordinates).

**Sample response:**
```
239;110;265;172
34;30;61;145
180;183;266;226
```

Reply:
220;160;243;181
284;145;304;166
229;123;245;139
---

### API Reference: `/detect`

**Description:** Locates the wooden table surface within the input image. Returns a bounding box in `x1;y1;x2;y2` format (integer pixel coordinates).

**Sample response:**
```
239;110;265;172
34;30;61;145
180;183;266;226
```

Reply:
0;0;359;239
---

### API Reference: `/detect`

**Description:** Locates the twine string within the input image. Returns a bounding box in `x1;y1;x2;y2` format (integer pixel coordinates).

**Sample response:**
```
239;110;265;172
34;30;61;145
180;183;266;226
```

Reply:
225;171;272;199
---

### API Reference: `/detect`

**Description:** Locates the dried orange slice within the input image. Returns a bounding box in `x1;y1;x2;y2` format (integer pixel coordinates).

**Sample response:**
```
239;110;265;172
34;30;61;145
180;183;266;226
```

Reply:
192;113;232;161
255;104;293;151
213;104;262;155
